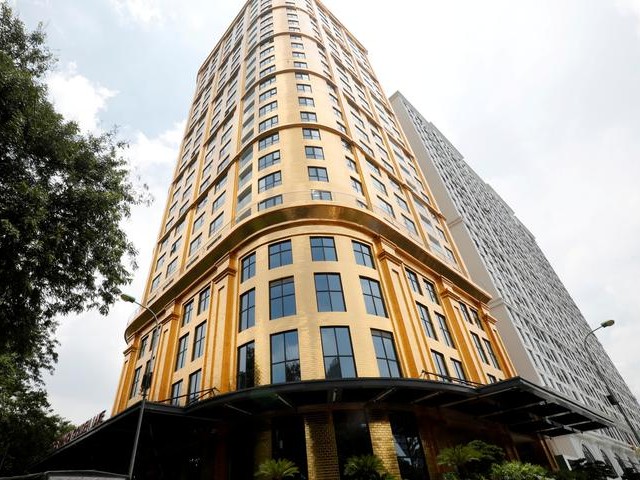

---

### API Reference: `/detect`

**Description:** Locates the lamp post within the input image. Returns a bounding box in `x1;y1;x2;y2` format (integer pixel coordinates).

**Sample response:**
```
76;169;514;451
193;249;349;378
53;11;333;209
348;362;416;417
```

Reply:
583;319;640;446
121;293;161;480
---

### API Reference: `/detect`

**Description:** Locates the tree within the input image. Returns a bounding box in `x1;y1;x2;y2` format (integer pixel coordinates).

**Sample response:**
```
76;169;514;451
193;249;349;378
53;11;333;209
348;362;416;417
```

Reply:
344;454;396;480
0;3;145;379
437;443;483;478
0;4;145;475
254;459;300;480
490;461;549;480
566;459;616;480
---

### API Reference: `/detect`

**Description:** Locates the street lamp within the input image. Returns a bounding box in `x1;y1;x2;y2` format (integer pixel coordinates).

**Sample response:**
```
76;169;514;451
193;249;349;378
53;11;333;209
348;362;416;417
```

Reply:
121;293;161;480
583;319;640;446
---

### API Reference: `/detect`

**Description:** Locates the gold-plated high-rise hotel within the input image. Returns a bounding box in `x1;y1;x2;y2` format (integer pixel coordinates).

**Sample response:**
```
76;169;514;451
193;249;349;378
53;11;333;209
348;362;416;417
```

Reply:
98;0;613;478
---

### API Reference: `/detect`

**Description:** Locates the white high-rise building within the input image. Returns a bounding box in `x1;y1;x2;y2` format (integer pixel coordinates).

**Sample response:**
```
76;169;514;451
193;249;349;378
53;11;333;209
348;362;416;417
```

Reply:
391;91;640;476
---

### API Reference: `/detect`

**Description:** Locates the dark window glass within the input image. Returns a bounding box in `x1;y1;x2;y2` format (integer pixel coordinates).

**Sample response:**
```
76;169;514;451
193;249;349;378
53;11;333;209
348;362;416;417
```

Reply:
258;171;282;192
310;189;332;200
175;334;189;370
314;273;346;312
334;411;372;477
471;333;489;364
258;194;283;210
187;369;202;403
237;341;255;389
239;289;256;331
170;380;182;406
269;240;293;268
483;338;500;368
302;128;320;139
371;329;401;377
270;277;296;319
241;252;256;282
470;308;483;329
321;327;355;378
389;412;428;480
305;146;324;159
138;335;148;359
307;166;328;182
406;269;422;294
436;313;455;348
130;367;141;398
272;417;308;478
459;302;472;324
198;287;210;314
182;300;194;326
271;331;300;383
192;321;206;360
360;277;387;317
431;350;449;380
451;359;467;382
310;237;337;261
258;150;281;170
352;241;374;268
487;374;497;383
417;303;437;339
423;280;439;304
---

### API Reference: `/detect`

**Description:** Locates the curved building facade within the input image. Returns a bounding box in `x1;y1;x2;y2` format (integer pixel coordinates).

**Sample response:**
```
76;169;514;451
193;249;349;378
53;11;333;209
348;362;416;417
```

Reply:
103;1;613;478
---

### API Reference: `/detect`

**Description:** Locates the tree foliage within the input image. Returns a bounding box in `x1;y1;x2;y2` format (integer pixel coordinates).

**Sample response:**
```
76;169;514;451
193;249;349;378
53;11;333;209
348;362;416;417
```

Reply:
0;3;145;378
254;458;300;480
0;4;144;475
344;454;396;480
490;461;549;480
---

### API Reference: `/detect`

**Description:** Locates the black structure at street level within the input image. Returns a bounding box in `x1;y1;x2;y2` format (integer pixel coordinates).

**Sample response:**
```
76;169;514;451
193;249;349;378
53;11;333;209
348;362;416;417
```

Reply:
27;377;613;478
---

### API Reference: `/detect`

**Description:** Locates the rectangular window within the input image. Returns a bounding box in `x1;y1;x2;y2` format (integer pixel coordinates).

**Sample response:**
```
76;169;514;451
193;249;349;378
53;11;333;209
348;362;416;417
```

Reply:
259;133;279;150
295;72;310;80
138;335;148;359
212;192;225;212
352;241;374;268
351;177;363;195
471;333;489;364
431;350;449;380
192;321;206;360
298;97;315;106
305;146;324;159
451;359;467;382
130;366;141;398
483;339;500;369
314;273;346;312
182;300;193;326
198;287;210;314
417;303;437;339
371;330;401;377
459;302;472;324
241;252;256;282
300;112;317;122
187;369;202;404
293;61;307;68
405;269;422;294
310;237;337;261
209;213;224;236
151;274;161;291
321;327;356;378
175;334;189;370
270;277;296;319
237;341;255;389
377;197;394;218
271;331;300;383
258;150;281;170
189;235;202;256
258;100;278;116
311;189;332;200
258;171;282;192
371;176;387;195
297;83;312;92
260;76;276;89
302;128;320;139
269;240;292;268
259;87;277;102
170;380;182;406
360;277;387;317
258;115;278;132
308;166;328;182
436;313;455;348
424;280;439;304
470;308;483;329
239;289;256;331
258;194;283;210
487;374;498;383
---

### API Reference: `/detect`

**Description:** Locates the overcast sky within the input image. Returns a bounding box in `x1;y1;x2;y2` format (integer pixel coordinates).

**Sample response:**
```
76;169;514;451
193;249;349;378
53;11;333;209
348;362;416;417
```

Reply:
11;0;640;423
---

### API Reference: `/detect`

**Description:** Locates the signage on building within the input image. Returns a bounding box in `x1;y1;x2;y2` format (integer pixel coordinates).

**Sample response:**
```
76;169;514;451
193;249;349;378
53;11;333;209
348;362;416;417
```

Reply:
52;410;106;450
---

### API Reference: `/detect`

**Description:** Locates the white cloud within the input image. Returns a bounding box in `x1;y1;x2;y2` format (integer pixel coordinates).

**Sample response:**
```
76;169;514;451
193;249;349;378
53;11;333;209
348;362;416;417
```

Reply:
46;62;117;133
616;0;640;34
109;0;165;27
127;120;185;169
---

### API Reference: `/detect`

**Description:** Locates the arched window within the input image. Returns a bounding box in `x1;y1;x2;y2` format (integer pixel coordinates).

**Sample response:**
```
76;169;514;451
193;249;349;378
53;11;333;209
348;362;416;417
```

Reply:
582;444;596;463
